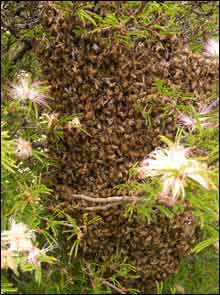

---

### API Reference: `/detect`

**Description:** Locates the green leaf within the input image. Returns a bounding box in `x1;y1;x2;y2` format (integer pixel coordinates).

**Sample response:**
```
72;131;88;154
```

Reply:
32;150;47;163
192;237;219;254
156;205;174;219
69;239;80;257
34;267;42;285
76;9;97;27
159;135;174;146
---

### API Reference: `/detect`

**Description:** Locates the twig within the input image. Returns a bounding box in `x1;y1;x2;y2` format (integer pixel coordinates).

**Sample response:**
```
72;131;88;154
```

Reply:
71;194;140;203
102;279;127;294
84;262;97;290
81;203;121;211
85;262;126;294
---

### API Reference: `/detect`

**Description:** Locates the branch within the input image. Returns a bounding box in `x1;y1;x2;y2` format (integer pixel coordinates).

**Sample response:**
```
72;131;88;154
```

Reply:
102;279;127;294
85;262;126;294
71;194;140;203
81;203;121;211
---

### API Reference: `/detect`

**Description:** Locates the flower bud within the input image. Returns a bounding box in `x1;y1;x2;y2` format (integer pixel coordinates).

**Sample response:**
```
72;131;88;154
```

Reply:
15;138;32;160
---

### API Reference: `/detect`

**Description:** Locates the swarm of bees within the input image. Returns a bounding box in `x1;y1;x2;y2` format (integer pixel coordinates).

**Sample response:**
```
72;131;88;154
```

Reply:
34;1;218;293
79;206;199;293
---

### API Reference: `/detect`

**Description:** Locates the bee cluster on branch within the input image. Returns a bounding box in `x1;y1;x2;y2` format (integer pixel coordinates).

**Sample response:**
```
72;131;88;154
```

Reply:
7;1;215;293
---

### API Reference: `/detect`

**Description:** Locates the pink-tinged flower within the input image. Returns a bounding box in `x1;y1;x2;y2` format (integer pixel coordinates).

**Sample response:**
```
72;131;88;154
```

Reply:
27;247;42;267
15;138;32;160
177;100;219;131
177;112;217;131
8;76;49;106
137;143;214;203
198;100;219;115
27;245;53;267
177;112;197;131
205;39;219;56
1;219;35;252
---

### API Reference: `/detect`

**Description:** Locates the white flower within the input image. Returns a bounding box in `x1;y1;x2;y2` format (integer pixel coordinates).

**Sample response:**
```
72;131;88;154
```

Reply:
205;39;219;56
15;138;32;160
1;219;35;252
137;143;214;201
139;144;190;177
1;249;17;271
9;237;33;252
184;162;212;190
160;175;185;200
8;76;49;106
